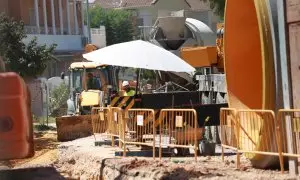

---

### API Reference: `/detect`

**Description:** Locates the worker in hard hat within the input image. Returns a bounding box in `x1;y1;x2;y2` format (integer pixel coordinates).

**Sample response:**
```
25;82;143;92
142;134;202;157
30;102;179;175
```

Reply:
122;81;135;96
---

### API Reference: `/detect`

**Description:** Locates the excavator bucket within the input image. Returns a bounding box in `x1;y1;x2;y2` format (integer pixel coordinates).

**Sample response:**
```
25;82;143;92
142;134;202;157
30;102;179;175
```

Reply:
55;115;93;142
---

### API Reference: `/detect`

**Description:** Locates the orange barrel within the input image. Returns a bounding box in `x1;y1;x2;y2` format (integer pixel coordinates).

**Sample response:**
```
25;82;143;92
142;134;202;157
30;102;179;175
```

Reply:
0;72;34;160
224;0;279;168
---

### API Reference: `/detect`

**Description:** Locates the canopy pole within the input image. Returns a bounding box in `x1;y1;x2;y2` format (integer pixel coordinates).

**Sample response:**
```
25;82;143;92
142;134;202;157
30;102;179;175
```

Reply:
135;69;141;96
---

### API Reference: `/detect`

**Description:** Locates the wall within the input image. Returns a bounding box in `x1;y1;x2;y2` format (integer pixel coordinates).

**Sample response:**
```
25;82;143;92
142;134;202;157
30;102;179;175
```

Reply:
7;0;21;21
0;0;9;14
91;26;106;48
26;79;44;117
2;0;83;34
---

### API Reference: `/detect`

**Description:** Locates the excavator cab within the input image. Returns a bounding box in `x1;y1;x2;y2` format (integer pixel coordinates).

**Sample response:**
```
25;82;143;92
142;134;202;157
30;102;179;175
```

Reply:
65;62;119;115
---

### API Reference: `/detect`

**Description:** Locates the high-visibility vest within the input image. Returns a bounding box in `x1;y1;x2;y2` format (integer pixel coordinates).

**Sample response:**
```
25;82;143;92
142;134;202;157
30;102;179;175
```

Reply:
124;90;135;96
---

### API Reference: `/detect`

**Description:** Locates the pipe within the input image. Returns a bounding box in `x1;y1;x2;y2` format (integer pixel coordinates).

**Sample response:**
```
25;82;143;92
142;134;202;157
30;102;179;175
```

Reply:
224;0;279;168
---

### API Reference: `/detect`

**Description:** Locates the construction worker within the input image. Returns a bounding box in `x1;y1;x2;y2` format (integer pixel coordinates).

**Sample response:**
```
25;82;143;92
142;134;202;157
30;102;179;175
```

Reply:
87;72;100;90
122;81;135;96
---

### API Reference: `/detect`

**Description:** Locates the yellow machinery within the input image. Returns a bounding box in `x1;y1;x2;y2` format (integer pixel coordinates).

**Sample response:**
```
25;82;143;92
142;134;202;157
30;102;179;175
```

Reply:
179;23;224;71
55;46;118;142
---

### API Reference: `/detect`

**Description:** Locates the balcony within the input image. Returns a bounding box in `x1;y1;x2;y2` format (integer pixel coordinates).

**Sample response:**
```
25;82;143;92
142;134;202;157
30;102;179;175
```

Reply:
23;26;84;51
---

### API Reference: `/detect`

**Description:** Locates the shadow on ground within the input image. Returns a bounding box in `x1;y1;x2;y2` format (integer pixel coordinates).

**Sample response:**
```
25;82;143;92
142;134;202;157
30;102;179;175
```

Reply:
0;167;69;180
160;167;224;180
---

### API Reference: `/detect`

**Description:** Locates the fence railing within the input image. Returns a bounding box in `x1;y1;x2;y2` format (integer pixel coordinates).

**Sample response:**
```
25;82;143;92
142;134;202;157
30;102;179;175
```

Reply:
25;26;83;35
108;107;124;147
277;109;300;159
236;110;283;171
91;107;111;141
87;106;299;170
122;109;156;158
158;109;199;161
220;108;285;172
220;108;238;162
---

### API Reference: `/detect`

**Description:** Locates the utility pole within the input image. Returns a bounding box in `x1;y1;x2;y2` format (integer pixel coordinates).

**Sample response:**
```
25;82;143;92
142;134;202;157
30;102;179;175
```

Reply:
277;0;298;175
86;0;92;43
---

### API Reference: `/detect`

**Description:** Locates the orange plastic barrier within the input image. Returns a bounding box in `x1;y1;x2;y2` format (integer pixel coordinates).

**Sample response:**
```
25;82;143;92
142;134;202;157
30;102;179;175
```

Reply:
0;72;34;160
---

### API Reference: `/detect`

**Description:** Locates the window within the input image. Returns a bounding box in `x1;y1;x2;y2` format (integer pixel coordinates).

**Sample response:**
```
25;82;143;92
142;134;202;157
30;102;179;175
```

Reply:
136;18;144;27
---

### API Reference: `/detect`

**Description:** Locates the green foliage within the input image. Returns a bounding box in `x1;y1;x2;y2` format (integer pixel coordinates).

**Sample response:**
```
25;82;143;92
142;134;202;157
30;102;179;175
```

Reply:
34;124;56;131
201;0;226;18
0;13;56;78
89;6;134;45
49;82;70;115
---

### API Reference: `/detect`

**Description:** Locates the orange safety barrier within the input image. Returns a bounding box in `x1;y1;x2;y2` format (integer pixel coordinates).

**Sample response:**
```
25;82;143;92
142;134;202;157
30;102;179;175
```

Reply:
277;110;300;166
220;108;238;162
91;107;111;142
108;107;124;147
0;72;34;160
158;109;199;161
122;109;155;158
236;110;284;172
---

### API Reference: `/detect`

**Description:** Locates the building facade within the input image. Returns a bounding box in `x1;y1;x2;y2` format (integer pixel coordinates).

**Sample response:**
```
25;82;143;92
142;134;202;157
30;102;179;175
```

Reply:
0;0;89;78
93;0;221;33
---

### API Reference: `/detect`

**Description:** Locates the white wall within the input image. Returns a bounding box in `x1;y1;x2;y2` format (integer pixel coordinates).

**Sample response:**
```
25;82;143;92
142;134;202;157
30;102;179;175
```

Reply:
91;26;106;48
24;34;83;51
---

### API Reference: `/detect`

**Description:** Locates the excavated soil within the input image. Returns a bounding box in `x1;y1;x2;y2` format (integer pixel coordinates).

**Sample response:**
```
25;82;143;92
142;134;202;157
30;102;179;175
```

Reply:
1;132;298;180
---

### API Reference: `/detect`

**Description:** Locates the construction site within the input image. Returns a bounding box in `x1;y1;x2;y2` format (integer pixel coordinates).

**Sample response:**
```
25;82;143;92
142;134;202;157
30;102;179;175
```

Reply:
1;0;300;179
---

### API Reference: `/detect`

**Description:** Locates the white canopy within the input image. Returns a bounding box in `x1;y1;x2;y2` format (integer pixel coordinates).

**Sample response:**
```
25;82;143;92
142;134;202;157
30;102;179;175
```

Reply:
82;40;195;73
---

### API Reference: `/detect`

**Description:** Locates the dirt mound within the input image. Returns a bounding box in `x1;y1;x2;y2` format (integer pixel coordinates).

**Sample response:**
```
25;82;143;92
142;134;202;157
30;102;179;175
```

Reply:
10;131;58;167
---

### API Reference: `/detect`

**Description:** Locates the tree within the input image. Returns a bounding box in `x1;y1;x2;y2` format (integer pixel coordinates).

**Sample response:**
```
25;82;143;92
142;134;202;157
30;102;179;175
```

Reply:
201;0;226;18
49;82;70;117
0;13;56;78
89;6;134;45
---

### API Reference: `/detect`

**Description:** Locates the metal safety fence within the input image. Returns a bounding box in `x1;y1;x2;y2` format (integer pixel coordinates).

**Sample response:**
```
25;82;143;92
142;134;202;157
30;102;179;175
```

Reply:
277;109;300;167
108;107;124;147
158;109;199;161
220;108;238;162
87;106;300;170
91;107;111;142
122;109;156;158
235;110;283;172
